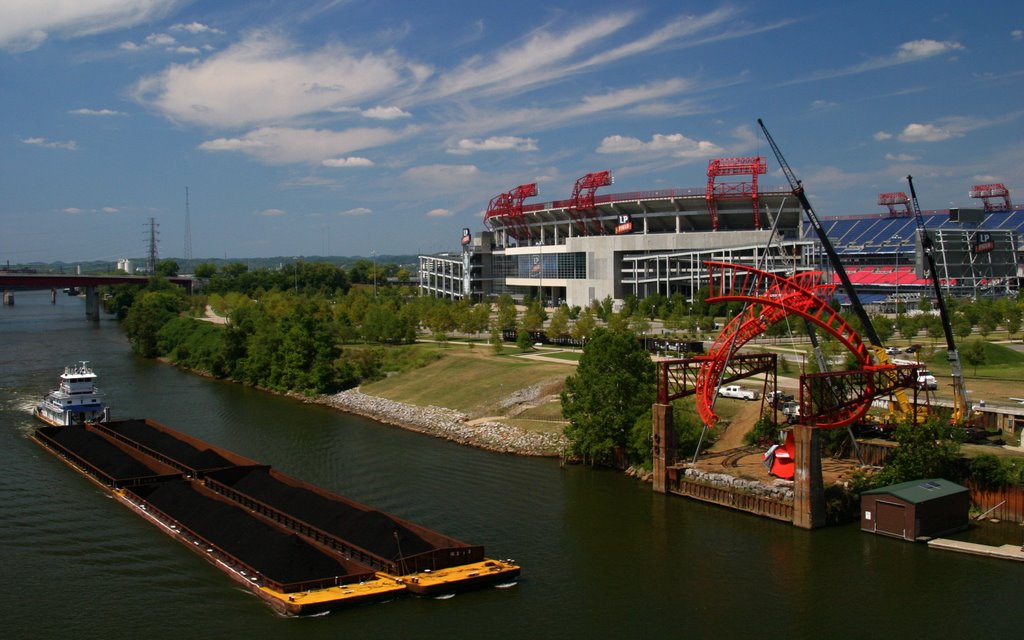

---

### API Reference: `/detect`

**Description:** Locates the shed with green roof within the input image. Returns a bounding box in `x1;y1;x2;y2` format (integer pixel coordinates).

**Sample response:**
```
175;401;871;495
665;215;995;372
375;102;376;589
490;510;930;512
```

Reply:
861;478;969;541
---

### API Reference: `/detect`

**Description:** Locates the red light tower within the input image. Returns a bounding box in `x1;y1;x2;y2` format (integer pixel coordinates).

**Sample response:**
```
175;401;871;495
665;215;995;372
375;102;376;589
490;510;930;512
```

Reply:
970;183;1012;212
878;192;912;217
569;171;613;236
484;182;537;242
705;156;767;231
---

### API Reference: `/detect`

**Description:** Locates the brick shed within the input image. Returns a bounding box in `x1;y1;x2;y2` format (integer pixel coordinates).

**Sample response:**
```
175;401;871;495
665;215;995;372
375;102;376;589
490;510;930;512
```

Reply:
861;478;970;542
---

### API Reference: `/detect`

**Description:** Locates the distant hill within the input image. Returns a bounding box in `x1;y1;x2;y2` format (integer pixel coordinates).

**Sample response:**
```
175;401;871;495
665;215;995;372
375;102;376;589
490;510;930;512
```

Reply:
9;255;421;275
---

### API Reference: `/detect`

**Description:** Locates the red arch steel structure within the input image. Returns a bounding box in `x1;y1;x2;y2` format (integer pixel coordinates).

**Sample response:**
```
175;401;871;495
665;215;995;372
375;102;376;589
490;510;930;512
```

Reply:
696;261;879;429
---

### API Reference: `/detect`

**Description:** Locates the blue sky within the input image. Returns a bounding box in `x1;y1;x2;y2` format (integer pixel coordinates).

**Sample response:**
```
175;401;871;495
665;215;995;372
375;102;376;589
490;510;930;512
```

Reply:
2;1;1022;264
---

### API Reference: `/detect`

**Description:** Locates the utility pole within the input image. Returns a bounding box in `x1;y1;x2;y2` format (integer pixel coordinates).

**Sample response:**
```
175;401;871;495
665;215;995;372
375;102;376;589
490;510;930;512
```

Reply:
183;187;193;274
146;218;160;274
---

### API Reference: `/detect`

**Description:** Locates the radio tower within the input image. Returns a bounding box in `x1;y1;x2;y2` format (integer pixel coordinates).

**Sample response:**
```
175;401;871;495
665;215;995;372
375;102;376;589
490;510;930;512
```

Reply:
183;187;193;273
146;217;160;273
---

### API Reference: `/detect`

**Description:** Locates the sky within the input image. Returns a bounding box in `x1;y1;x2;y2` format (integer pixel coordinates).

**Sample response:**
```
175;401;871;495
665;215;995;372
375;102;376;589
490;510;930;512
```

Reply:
2;0;1022;264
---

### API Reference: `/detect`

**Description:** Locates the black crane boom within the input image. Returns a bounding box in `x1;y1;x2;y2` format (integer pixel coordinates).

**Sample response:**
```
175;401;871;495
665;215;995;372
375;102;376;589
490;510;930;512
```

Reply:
757;119;882;348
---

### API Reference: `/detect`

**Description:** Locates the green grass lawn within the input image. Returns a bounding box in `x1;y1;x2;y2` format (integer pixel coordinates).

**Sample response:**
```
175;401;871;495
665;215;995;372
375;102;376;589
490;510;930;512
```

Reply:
361;343;570;418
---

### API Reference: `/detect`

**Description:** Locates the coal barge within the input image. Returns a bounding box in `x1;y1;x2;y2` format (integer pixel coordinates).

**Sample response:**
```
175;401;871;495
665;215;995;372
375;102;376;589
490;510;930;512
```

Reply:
32;417;519;615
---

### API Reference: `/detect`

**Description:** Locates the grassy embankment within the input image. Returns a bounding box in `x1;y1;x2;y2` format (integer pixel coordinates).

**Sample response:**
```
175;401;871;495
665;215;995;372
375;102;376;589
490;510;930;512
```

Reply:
360;342;576;435
358;340;746;437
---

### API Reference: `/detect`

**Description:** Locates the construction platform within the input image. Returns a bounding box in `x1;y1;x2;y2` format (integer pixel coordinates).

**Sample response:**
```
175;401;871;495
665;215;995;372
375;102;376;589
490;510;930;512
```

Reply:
927;538;1024;562
32;419;519;615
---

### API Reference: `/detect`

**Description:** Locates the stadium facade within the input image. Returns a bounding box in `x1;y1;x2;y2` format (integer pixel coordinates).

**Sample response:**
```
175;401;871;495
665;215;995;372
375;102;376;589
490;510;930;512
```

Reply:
419;175;1023;310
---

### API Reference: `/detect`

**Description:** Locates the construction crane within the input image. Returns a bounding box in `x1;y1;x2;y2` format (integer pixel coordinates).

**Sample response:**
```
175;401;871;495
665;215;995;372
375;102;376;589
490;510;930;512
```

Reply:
756;119;920;421
906;175;973;424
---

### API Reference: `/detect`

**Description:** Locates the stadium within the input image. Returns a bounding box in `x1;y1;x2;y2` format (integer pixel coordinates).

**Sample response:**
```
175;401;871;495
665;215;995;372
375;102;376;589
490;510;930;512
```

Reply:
418;160;1021;310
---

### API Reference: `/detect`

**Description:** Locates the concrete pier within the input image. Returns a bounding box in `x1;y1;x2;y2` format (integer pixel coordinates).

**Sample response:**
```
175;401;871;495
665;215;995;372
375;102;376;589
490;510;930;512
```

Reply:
792;425;826;529
651;403;674;494
85;286;99;321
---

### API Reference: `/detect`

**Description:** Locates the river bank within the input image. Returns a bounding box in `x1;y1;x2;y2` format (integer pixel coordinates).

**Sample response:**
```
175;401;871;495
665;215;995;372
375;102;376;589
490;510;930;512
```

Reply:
317;388;567;457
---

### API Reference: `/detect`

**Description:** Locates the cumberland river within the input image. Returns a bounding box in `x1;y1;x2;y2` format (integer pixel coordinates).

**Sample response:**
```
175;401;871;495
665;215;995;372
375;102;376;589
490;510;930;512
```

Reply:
2;290;1021;639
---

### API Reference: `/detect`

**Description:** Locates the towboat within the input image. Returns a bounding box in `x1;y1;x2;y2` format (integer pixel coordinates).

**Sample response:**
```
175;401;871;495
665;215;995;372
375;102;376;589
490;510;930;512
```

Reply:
34;362;109;426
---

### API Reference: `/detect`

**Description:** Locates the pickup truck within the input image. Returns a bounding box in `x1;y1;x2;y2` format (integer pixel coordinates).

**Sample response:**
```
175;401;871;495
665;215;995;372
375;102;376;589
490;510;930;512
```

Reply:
718;385;759;401
917;370;938;390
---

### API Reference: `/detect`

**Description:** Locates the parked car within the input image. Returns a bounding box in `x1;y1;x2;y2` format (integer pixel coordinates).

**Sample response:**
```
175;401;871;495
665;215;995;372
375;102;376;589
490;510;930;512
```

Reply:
718;385;759;401
905;344;920;354
885;347;901;355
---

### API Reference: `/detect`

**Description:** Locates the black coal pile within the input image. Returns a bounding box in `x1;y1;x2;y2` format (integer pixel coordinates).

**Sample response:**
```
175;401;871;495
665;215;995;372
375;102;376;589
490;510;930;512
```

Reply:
212;467;435;561
128;481;365;585
42;426;158;480
107;420;233;471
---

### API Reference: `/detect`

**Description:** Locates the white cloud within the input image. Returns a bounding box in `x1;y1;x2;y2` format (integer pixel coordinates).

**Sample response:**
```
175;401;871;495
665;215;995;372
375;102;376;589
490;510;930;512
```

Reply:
885;153;919;162
63;207;82;214
322;156;374;167
22;136;77;150
403;165;482;196
895;39;964;60
403;164;480;187
170;45;199;55
428;8;769;102
146;32;175;46
338;207;372;216
171;21;223;35
258;208;286;217
134;31;418;128
810;99;836;110
1013;29;1023;41
433;13;634;100
102;207;120;213
596;133;722;158
70;108;125;116
426;208;454;217
972;174;1000;183
447;136;537;155
0;0;181;52
898;123;960;142
362;106;411;120
787;38;965;85
199;126;410;165
873;131;893;141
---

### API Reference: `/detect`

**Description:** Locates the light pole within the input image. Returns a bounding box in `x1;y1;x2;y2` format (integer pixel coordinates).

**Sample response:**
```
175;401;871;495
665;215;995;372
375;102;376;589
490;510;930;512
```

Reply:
371;250;377;297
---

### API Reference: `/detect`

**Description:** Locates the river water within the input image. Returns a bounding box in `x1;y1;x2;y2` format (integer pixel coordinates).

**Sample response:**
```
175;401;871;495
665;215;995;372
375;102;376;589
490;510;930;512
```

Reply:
2;290;1021;639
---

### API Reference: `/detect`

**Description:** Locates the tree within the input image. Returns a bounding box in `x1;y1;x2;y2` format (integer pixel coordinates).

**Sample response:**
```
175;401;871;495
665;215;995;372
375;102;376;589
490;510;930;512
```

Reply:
978;307;999;338
570;307;598;343
1005;303;1022;342
516;329;533;352
561;329;656;466
521;300;546;333
871;314;895;344
962;339;986;375
952;312;972;342
490;326;504;355
497;295;518;331
155;259;179;277
547;304;570;338
873;417;962;486
896;314;919;342
123;289;187;357
193;262;217;278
